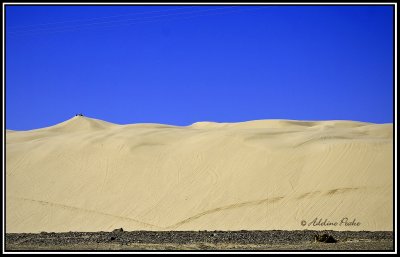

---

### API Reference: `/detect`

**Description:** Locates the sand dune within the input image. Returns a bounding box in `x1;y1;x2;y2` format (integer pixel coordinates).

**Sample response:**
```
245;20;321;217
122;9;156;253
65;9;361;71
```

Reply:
6;116;393;233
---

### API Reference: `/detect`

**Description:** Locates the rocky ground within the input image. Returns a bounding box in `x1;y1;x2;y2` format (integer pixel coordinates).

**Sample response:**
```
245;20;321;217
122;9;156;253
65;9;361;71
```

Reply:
5;230;394;251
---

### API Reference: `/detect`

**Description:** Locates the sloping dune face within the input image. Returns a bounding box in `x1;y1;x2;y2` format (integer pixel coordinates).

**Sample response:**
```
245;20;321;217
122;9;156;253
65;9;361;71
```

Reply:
6;117;393;232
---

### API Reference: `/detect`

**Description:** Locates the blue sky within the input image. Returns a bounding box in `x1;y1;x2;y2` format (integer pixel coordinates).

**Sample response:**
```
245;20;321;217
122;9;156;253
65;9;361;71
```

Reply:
6;5;394;130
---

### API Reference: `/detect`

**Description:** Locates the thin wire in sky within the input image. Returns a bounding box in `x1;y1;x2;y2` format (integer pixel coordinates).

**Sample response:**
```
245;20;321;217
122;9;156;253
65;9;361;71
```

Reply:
8;6;197;29
7;6;265;37
7;6;239;35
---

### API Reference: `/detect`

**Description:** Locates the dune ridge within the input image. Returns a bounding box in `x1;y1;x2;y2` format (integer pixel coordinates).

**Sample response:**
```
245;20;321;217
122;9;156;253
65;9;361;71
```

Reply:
6;116;393;233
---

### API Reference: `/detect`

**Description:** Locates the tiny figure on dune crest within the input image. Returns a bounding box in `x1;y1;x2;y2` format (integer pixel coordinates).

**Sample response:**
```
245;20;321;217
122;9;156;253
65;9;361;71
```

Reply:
75;113;84;117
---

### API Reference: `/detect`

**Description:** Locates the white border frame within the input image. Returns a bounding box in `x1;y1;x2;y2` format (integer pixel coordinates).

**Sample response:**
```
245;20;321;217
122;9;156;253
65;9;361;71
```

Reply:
2;2;397;255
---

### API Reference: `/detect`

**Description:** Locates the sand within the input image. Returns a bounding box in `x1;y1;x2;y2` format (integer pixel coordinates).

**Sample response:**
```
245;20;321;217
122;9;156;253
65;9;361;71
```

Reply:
5;116;393;233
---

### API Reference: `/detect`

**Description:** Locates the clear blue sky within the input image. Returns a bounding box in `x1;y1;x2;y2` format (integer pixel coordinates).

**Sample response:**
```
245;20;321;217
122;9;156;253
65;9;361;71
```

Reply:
6;5;394;130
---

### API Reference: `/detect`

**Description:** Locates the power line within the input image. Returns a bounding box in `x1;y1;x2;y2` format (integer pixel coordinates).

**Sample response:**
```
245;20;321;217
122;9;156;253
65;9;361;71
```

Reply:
7;6;266;37
8;6;238;34
8;6;197;29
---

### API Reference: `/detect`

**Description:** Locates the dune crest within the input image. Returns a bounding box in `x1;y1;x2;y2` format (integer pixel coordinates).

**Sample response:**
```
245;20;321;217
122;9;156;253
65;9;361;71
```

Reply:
6;117;393;232
44;116;118;132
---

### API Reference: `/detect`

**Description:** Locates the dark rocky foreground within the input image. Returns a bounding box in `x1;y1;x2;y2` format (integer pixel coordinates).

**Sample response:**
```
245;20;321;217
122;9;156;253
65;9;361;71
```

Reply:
5;230;394;251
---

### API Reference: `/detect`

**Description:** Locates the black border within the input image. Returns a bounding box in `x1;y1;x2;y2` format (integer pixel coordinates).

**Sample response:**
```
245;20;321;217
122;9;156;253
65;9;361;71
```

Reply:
3;1;397;254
